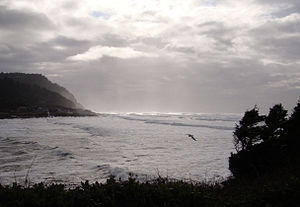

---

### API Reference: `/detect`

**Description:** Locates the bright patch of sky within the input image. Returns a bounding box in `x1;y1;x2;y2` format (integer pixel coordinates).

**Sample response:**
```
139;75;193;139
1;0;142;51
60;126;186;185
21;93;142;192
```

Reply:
90;11;111;19
202;0;217;7
67;46;153;61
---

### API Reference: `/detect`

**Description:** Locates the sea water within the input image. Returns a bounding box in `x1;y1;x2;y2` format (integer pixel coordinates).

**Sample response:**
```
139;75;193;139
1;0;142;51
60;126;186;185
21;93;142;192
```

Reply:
0;113;241;186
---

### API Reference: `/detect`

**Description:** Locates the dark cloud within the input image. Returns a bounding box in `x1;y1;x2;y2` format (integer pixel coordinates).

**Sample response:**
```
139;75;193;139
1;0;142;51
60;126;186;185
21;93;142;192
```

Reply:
249;14;300;61
254;0;300;18
0;6;54;31
262;36;300;61
0;5;56;48
51;36;91;47
0;35;93;74
99;34;130;47
166;45;195;54
255;0;300;6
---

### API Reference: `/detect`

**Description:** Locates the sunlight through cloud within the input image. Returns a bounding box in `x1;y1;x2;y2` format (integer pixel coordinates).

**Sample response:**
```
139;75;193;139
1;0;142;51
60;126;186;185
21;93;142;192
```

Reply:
67;46;153;61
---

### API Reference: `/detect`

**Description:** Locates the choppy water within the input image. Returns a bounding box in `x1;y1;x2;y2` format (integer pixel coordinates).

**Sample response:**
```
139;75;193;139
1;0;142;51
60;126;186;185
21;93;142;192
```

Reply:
0;113;241;186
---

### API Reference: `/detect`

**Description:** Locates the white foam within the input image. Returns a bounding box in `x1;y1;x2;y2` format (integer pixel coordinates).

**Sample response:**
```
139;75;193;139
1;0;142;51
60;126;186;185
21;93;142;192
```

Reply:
0;113;240;185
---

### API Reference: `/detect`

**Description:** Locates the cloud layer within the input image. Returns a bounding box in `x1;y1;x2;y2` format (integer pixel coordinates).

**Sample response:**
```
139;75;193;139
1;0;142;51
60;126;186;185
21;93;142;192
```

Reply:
0;0;300;113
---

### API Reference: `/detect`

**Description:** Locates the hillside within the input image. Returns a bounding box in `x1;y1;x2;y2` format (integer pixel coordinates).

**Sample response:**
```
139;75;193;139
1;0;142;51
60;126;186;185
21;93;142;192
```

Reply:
0;72;82;108
0;72;96;118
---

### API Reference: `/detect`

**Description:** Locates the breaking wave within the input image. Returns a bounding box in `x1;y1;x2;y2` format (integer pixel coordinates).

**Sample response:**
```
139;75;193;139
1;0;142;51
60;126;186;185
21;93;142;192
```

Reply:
0;113;238;186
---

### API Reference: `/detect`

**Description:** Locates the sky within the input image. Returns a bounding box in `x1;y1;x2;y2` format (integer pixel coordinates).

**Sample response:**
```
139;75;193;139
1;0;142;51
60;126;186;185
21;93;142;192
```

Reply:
0;0;300;113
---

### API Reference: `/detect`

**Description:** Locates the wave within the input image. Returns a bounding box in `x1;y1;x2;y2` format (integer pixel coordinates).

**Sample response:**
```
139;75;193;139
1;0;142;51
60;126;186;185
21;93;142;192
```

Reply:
194;117;240;122
145;120;234;130
119;116;234;130
51;149;73;158
90;163;153;182
50;122;73;126
0;137;41;150
73;125;111;137
90;164;130;181
98;112;187;116
92;164;110;171
51;120;111;137
109;166;152;182
99;112;241;120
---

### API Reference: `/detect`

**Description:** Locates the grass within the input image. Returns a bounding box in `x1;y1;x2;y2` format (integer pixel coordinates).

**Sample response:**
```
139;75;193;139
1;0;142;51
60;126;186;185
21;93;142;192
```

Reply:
1;167;300;207
1;151;300;207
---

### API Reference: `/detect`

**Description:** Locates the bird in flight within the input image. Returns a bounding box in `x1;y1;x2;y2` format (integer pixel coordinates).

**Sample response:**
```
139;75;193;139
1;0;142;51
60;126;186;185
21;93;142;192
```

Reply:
186;134;197;141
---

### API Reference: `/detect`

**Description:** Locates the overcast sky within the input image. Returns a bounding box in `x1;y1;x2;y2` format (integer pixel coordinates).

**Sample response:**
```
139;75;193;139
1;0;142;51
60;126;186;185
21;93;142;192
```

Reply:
0;0;300;113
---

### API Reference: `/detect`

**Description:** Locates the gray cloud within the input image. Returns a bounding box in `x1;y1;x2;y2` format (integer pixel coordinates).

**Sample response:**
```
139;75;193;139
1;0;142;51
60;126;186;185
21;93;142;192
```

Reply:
198;21;235;49
254;0;300;18
51;36;91;47
1;0;300;113
249;13;300;62
255;0;300;7
99;34;131;47
166;45;195;54
0;6;54;31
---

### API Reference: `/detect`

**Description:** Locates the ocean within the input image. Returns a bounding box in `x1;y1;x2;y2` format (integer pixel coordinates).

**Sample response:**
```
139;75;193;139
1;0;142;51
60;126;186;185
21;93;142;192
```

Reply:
0;113;241;186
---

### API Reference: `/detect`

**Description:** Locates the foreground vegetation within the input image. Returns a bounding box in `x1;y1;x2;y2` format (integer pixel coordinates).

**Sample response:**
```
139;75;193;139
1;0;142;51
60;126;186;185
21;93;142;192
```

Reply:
1;101;300;206
1;170;300;207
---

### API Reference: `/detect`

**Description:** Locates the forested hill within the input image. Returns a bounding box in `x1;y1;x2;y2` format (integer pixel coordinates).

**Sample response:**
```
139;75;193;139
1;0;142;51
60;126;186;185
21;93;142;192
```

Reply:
0;72;95;118
0;72;82;108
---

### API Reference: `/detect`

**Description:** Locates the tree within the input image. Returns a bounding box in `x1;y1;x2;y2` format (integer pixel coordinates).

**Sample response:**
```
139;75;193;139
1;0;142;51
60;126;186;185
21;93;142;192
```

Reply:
287;100;300;146
230;101;300;178
233;106;265;151
289;100;300;126
262;104;288;141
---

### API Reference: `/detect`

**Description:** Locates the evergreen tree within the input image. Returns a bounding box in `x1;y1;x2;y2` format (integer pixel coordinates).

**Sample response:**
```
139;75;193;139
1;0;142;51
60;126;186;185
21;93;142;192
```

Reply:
262;104;288;141
287;100;300;146
233;106;265;151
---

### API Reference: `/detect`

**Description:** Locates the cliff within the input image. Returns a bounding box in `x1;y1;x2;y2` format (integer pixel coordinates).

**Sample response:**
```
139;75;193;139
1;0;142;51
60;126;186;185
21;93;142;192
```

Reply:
0;72;96;118
0;72;82;108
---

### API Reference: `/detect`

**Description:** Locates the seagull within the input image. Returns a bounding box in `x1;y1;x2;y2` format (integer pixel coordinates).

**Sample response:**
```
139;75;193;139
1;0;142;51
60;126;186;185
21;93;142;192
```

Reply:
186;134;197;141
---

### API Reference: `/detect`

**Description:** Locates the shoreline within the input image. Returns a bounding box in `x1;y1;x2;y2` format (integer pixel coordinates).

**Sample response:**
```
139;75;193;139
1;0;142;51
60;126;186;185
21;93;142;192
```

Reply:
0;109;98;119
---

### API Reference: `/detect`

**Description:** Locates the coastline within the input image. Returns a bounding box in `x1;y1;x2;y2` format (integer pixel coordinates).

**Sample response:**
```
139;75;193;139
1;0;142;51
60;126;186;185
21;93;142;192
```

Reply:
0;108;97;119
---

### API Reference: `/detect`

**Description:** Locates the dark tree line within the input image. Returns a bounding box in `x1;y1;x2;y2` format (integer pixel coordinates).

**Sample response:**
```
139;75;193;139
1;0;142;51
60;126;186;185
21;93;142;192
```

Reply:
233;103;290;152
230;100;300;177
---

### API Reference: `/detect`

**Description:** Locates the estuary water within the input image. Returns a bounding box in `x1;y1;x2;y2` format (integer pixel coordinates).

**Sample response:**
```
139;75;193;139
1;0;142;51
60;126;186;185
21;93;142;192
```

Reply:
0;113;241;186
